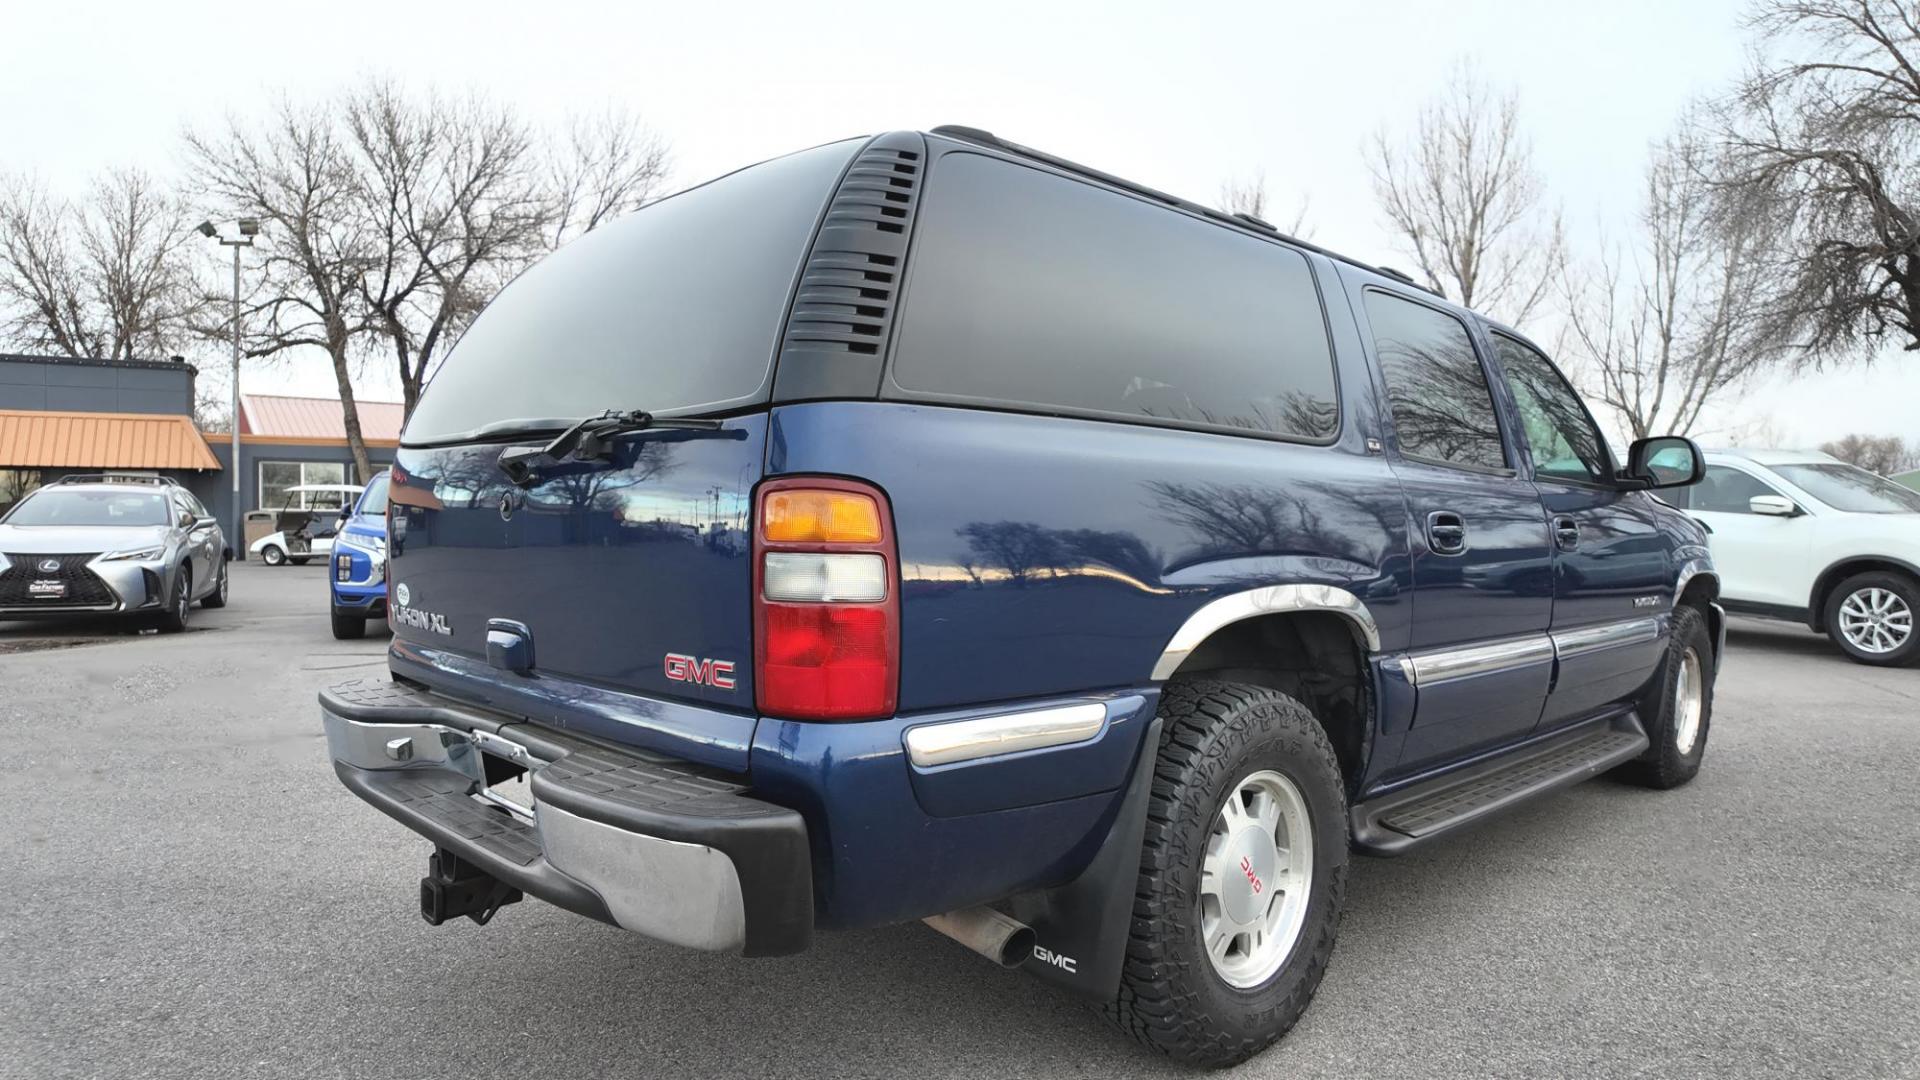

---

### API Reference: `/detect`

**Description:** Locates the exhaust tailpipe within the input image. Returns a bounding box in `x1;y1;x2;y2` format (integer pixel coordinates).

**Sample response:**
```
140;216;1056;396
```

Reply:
923;906;1035;968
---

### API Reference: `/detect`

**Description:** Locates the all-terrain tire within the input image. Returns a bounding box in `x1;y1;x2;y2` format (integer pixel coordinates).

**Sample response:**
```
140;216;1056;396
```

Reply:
330;609;366;640
1104;679;1348;1068
1615;604;1713;789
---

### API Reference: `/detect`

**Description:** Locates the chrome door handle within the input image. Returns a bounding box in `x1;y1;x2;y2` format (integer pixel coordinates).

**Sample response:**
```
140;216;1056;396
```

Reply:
1426;511;1467;556
1553;516;1580;552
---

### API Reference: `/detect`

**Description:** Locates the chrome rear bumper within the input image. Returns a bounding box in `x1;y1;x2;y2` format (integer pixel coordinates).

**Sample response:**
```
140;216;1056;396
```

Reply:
321;679;812;956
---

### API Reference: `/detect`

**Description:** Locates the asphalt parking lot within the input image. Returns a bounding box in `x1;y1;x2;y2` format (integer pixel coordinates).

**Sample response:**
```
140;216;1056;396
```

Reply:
3;562;1916;1080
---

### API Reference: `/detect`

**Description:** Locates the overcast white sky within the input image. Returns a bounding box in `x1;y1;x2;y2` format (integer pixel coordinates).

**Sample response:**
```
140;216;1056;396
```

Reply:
4;0;1915;449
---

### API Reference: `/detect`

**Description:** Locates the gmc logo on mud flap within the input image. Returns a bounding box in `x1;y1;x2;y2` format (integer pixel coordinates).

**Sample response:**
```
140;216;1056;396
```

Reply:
664;653;736;690
1033;945;1077;974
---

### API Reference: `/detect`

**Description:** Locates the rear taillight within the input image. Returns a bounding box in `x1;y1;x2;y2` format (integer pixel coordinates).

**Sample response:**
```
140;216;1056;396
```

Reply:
754;478;898;720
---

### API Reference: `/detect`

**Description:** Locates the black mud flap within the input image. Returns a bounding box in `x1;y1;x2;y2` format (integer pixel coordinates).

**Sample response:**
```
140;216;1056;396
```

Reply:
1006;716;1160;1002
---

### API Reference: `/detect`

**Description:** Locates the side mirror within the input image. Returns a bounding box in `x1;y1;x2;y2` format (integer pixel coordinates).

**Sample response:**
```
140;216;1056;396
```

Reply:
193;515;218;531
1625;435;1705;489
1749;494;1798;517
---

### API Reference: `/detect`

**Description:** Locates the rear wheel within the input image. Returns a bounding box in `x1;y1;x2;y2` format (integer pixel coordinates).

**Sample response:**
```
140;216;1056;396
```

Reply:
1824;571;1918;667
330;609;366;640
289;556;311;566
1105;679;1347;1068
200;559;228;608
156;566;191;634
260;545;286;567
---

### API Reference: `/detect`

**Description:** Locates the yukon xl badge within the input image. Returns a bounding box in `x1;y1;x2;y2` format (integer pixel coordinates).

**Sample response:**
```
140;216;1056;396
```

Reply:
390;582;451;636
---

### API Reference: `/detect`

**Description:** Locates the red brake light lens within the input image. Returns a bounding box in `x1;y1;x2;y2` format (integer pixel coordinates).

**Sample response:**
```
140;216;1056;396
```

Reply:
754;478;898;721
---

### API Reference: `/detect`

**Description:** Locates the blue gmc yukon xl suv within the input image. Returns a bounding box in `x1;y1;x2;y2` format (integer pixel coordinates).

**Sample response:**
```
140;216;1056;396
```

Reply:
323;128;1722;1067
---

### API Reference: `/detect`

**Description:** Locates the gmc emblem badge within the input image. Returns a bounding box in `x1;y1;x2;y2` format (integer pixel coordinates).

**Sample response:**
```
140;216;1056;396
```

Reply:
664;652;736;690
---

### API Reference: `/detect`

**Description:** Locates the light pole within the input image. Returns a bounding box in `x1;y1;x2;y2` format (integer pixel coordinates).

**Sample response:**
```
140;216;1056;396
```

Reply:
197;218;259;556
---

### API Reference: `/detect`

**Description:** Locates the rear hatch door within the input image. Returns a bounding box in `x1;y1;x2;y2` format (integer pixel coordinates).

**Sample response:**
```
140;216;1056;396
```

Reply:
386;138;863;761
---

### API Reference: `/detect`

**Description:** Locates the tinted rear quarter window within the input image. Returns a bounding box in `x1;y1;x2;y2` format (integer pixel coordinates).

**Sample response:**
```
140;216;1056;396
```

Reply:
1365;291;1507;471
404;139;861;443
888;153;1339;441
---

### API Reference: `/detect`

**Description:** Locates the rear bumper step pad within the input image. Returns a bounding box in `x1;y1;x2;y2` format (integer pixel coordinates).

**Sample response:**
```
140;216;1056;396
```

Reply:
322;678;812;956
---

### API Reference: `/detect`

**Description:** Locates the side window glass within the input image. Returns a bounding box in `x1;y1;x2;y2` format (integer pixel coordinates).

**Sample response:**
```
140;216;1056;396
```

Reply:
1364;292;1507;471
1692;466;1780;514
1491;336;1612;484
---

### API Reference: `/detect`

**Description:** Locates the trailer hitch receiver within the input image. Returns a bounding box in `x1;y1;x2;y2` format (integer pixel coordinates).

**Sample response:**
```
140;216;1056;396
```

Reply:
420;848;523;926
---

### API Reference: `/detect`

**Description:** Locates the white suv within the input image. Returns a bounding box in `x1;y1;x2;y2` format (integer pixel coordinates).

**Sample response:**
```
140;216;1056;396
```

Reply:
1662;449;1920;666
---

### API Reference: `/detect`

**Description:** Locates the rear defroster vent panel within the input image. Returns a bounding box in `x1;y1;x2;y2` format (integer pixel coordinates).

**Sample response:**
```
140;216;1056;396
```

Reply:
773;132;926;401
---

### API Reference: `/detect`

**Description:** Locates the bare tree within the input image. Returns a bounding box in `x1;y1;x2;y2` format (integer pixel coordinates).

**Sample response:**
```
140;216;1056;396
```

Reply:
1559;121;1787;439
185;100;382;478
1217;170;1313;237
1719;0;1920;360
350;87;669;416
545;107;670;250
0;170;203;361
1820;432;1917;472
1367;63;1564;326
349;84;546;417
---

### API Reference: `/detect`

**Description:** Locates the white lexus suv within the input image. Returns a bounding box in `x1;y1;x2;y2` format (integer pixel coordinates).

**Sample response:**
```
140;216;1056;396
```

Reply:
1662;448;1920;666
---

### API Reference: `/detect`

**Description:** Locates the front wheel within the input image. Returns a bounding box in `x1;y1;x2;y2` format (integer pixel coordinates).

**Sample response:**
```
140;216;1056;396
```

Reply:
330;610;366;640
156;566;191;633
1105;679;1348;1068
260;545;286;567
1824;571;1918;667
200;559;229;608
1615;604;1713;789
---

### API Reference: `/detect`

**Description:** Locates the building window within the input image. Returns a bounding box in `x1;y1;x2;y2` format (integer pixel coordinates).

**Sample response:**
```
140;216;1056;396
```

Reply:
258;460;353;510
0;469;43;515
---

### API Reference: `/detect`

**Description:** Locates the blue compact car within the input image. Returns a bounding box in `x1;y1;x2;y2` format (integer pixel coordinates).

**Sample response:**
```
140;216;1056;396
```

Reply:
322;129;1721;1067
328;470;388;639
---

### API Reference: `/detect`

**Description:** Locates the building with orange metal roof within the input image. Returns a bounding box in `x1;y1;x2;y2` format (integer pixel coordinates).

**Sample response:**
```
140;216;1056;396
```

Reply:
1;354;399;556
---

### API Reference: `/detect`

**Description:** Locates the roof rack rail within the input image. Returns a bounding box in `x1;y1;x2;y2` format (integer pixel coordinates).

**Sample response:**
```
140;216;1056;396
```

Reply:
929;125;1452;297
1373;265;1444;297
53;473;180;488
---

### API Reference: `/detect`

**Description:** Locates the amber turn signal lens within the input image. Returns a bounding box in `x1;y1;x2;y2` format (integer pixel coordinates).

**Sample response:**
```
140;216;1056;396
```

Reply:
762;490;882;543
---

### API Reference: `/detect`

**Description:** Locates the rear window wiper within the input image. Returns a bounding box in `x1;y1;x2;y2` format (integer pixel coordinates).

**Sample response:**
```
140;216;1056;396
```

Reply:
495;409;724;487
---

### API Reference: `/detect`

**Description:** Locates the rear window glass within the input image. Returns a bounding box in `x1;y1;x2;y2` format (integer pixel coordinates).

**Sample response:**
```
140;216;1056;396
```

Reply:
888;153;1339;441
1775;463;1920;513
1366;291;1507;471
404;139;861;444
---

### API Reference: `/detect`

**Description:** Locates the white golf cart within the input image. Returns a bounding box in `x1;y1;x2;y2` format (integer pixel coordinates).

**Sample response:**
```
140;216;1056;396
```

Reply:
249;482;362;566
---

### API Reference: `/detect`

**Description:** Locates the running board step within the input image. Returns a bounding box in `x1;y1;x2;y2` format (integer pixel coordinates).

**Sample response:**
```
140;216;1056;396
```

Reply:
1351;719;1649;855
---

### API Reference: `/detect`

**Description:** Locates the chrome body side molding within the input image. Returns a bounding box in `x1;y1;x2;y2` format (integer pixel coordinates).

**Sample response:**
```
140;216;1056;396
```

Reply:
1152;583;1381;680
1403;634;1554;686
1551;617;1662;659
905;701;1110;767
1398;616;1669;688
